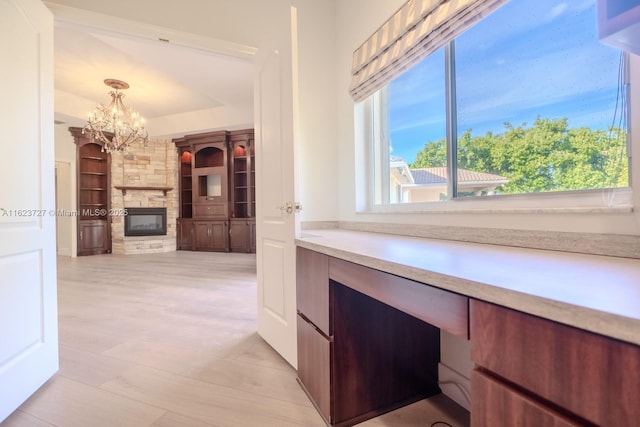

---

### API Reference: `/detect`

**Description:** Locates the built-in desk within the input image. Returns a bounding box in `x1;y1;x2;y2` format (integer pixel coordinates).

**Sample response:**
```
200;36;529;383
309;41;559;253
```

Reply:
295;229;640;426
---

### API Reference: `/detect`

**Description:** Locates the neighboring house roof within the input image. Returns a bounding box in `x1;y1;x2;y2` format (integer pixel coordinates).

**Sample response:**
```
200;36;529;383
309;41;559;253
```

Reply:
390;156;415;185
411;167;508;185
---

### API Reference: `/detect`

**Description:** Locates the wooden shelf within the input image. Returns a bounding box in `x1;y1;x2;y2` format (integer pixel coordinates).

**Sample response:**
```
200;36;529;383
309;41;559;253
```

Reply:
114;186;173;196
174;128;255;253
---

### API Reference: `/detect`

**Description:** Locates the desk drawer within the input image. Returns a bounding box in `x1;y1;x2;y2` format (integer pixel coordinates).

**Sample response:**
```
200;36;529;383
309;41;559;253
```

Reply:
471;300;640;426
193;203;226;218
329;257;469;338
471;370;580;427
297;314;331;422
296;247;330;335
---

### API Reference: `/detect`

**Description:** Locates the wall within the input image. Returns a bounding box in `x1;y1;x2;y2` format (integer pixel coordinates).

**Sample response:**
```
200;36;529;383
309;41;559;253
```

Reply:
54;124;77;257
110;139;178;254
54;161;72;256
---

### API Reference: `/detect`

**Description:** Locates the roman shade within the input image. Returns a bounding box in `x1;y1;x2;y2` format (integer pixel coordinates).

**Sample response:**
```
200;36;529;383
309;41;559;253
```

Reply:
349;0;508;102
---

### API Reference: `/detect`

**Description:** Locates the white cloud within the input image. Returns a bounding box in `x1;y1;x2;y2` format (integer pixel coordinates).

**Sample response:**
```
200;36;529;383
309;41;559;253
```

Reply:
547;3;569;22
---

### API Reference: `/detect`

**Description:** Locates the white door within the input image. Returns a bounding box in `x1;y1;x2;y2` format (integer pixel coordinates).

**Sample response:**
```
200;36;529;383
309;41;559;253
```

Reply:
0;0;58;421
255;7;300;368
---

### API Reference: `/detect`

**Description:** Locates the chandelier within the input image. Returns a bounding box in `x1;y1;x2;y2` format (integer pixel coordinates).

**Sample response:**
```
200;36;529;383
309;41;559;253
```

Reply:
83;79;149;153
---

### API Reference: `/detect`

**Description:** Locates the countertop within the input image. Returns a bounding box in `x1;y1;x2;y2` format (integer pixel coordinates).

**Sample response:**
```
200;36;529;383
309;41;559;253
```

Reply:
296;229;640;346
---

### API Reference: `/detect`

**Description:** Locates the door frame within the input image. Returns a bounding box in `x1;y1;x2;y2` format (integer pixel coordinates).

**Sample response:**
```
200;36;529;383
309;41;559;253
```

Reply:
48;3;301;362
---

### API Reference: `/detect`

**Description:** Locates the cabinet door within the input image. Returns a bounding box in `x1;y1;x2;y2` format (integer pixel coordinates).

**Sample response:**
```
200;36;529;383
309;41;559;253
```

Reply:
471;370;581;427
471;300;640;426
229;220;249;252
194;222;212;250
78;219;109;256
194;221;228;251
209;221;229;252
297;315;331;423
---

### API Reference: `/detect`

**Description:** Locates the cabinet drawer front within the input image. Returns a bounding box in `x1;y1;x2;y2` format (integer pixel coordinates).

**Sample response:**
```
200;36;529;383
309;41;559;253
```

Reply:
329;257;469;338
297;315;331;422
296;247;330;335
471;300;640;426
471;370;581;427
193;203;227;218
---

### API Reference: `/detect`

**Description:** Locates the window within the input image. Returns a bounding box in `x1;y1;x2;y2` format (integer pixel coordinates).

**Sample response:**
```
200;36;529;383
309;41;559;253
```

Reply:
369;0;629;207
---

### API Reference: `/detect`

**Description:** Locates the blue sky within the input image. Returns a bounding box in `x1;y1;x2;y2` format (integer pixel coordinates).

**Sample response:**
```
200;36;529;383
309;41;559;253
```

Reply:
388;0;622;164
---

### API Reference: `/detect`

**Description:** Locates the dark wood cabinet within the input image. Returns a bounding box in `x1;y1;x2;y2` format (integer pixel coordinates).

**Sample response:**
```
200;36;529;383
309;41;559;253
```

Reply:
296;248;331;421
70;127;112;256
229;219;255;253
192;133;229;219
194;220;228;252
176;146;193;219
297;315;332;420
173;129;255;253
471;300;640;426
297;245;640;426
296;247;330;334
77;219;110;255
229;129;255;252
176;218;194;250
471;370;580;427
296;247;443;426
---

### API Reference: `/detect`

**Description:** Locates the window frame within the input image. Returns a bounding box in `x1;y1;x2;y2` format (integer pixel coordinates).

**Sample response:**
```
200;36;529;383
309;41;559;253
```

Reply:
361;24;633;215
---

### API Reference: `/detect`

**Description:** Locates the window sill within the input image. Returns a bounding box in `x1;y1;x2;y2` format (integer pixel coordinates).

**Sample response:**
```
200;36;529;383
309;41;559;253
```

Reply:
361;188;634;215
360;205;634;215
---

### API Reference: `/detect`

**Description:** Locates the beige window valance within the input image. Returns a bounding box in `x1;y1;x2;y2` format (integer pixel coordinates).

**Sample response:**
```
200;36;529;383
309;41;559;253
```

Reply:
349;0;508;102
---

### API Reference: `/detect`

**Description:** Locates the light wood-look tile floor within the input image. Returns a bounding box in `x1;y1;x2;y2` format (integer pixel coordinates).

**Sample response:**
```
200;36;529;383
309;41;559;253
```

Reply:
1;251;469;427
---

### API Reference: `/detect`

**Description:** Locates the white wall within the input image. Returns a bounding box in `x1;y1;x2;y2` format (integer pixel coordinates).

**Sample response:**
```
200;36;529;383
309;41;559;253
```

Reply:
334;0;640;237
54;124;76;257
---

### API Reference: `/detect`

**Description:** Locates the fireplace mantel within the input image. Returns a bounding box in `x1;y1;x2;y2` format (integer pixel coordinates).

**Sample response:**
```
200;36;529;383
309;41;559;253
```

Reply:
114;186;173;196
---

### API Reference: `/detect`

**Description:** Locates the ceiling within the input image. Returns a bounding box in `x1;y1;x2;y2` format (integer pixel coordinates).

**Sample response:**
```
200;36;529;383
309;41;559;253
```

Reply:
54;25;255;138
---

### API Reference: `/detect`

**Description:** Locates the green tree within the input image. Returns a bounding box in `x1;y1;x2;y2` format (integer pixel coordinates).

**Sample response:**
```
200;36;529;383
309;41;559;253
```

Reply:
411;138;446;168
409;117;628;194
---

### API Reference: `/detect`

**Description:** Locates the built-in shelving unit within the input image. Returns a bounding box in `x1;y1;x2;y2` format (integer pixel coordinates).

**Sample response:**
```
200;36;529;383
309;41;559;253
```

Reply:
69;127;112;256
229;129;256;253
173;129;255;253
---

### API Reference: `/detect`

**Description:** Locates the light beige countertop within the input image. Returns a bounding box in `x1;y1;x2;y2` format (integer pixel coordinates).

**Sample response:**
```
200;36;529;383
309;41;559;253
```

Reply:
296;229;640;346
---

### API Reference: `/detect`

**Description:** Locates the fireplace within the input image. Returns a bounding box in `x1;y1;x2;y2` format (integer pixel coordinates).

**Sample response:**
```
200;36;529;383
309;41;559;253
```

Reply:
124;207;167;236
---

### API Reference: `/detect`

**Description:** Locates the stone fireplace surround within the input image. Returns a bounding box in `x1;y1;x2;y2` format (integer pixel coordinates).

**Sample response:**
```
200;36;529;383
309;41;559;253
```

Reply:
110;139;178;255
